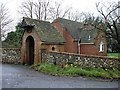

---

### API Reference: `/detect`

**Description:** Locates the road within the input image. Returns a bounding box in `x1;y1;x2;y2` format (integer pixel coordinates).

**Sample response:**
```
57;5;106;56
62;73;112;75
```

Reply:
2;64;119;88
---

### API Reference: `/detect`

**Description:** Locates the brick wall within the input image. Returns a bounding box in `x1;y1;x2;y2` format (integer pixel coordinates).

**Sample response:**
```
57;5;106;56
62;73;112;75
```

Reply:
52;20;78;53
21;28;42;65
64;30;78;53
2;48;20;64
41;44;64;53
21;28;65;65
80;44;97;55
42;51;120;69
95;32;107;56
52;19;107;56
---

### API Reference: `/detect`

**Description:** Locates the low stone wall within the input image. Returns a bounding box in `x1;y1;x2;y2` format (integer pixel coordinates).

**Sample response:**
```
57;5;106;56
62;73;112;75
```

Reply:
2;48;21;64
42;51;120;69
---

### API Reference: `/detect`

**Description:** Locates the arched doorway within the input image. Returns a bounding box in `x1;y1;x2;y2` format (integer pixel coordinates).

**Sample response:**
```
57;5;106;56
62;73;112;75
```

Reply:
26;36;34;65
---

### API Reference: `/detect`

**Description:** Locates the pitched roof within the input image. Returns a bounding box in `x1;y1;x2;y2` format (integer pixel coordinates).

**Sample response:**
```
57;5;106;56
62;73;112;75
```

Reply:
53;18;99;43
21;17;65;44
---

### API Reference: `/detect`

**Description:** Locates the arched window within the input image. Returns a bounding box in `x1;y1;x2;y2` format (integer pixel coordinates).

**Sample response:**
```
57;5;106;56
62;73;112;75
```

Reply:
99;41;104;52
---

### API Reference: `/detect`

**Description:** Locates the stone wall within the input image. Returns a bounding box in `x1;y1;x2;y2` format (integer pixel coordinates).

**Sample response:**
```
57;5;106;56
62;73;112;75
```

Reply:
2;48;20;64
42;51;120;69
2;48;120;69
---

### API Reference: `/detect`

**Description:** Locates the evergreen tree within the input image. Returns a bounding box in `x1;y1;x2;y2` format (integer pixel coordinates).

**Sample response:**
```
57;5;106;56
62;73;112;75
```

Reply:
2;23;24;48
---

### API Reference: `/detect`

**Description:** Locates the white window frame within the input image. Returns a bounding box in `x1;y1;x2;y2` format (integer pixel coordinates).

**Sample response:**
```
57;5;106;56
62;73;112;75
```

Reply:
99;41;104;52
78;39;81;54
88;35;91;40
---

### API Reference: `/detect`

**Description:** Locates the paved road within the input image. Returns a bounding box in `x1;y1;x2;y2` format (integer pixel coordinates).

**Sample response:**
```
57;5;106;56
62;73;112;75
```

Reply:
2;64;119;88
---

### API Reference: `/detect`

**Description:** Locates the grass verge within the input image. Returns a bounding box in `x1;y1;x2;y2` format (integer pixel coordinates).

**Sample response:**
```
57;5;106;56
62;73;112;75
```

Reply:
107;53;120;58
31;63;120;79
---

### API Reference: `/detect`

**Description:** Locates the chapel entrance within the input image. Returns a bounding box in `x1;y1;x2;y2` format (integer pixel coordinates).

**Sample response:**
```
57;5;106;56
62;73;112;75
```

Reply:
26;36;34;65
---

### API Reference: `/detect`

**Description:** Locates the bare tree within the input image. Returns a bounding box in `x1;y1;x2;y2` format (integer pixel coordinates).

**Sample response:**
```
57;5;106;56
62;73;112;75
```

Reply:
49;0;72;20
42;0;50;21
34;0;43;20
96;1;120;52
67;10;82;21
19;0;34;18
19;0;72;21
67;11;100;23
26;0;50;21
0;3;13;40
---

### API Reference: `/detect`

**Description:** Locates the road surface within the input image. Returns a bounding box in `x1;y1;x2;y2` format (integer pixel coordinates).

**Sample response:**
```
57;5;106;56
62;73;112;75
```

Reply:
2;64;119;88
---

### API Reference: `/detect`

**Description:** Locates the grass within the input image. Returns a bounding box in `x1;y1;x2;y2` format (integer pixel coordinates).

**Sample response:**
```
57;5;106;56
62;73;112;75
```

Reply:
107;53;120;58
32;63;120;79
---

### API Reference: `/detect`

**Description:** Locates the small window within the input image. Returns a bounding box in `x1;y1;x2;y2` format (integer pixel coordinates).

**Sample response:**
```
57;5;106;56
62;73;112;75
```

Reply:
88;35;91;40
78;39;81;46
99;42;104;52
52;47;55;51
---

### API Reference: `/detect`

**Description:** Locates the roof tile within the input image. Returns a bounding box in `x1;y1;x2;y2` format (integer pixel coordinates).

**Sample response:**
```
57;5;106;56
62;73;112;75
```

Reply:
22;17;65;44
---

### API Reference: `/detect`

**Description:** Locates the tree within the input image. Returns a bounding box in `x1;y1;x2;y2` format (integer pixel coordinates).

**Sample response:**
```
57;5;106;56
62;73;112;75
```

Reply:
19;0;72;21
96;1;120;52
82;13;104;27
67;10;83;21
19;0;34;18
50;0;72;20
33;0;51;20
67;11;103;25
2;23;23;48
0;3;13;40
42;0;50;21
34;0;43;20
19;0;52;20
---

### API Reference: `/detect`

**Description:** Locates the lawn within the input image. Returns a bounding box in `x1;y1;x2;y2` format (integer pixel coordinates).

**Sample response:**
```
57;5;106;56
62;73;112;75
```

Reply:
107;53;120;58
31;63;120;79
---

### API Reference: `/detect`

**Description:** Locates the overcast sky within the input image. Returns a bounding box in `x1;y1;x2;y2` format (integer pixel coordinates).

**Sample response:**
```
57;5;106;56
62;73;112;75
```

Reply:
0;0;119;31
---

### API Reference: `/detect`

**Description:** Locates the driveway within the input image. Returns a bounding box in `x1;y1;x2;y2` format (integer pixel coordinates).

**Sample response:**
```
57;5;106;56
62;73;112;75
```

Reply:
2;64;119;88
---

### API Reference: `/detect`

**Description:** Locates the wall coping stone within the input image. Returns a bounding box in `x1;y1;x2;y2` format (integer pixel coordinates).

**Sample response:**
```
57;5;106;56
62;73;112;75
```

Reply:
49;51;120;60
42;51;120;69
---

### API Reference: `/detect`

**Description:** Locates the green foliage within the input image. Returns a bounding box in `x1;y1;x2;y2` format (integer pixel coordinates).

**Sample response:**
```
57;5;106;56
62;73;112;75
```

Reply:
2;23;24;48
107;53;120;58
37;63;63;75
35;63;120;79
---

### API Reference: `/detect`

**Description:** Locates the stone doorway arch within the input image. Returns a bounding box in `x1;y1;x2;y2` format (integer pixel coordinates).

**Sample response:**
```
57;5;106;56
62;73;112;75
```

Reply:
26;36;34;65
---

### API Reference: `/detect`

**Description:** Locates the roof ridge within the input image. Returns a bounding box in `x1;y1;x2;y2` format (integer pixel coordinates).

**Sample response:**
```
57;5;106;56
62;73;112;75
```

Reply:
56;17;83;24
23;17;50;23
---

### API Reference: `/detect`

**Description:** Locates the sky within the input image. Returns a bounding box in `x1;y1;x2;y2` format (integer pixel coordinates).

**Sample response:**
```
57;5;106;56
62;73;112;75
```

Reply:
0;0;119;31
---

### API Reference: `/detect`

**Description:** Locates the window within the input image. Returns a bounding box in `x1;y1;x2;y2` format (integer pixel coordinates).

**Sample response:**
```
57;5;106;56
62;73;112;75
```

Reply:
88;35;91;40
78;39;81;46
99;41;104;52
